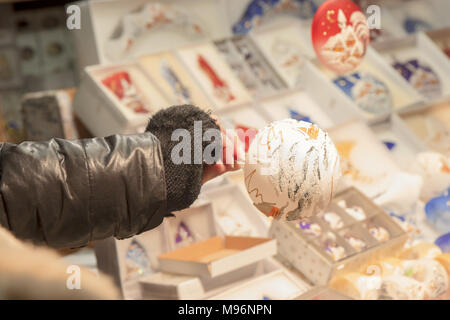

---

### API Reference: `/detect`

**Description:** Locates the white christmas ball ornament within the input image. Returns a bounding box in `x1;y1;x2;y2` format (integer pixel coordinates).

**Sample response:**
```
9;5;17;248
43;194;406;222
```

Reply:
244;119;341;221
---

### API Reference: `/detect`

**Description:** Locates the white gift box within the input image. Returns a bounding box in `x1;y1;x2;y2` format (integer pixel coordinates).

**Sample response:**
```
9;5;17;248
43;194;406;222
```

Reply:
200;184;270;238
73;62;170;136
69;0;230;72
140;257;299;300
216;103;270;131
208;269;308;300
328;119;402;199
95;200;279;299
139;272;205;300
315;48;423;120
369;113;428;169
374;32;450;102
250;22;315;88
397;99;450;157
270;187;408;286
254;59;364;129
138;50;213;110
214;36;287;98
175;41;253;110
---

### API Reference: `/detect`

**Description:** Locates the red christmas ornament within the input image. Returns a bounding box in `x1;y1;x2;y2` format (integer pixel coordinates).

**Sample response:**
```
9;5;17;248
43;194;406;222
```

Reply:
311;0;370;74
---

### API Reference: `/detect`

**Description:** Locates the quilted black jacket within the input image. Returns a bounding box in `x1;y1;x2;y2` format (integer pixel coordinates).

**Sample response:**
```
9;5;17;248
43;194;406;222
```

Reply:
0;105;220;249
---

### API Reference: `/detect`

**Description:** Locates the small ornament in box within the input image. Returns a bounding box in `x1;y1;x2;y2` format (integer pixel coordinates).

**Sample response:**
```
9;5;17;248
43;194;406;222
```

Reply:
176;42;253;109
270;187;408;285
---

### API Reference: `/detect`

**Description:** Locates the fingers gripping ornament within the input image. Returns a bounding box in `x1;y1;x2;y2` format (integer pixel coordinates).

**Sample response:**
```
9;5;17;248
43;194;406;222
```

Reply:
311;0;370;74
244;119;341;222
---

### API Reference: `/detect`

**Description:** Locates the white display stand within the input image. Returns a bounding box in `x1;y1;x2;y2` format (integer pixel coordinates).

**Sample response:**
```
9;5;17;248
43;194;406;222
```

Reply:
70;0;230;74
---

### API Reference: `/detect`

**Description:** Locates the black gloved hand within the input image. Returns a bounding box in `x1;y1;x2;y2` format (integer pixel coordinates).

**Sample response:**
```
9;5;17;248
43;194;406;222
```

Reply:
146;105;221;213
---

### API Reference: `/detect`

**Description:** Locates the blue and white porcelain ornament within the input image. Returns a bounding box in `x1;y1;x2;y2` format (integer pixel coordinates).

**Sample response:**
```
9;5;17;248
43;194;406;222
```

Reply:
403;18;432;34
425;188;450;234
392;59;442;100
232;0;322;35
125;239;151;280
244;119;341;221
333;71;392;115
435;233;450;253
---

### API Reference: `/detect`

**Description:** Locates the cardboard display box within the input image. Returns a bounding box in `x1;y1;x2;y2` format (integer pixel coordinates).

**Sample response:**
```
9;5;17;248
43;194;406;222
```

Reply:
270;187;408;286
158;236;276;277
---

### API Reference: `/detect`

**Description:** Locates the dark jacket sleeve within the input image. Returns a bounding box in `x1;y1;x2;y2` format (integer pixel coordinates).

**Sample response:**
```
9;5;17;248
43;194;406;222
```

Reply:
0;132;167;249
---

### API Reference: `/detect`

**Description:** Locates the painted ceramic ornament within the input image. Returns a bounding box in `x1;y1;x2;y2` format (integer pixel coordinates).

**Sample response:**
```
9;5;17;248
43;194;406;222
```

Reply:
344;234;366;251
175;222;195;247
297;221;322;237
102;71;149;114
337;200;366;221
403;18;432;34
244;119;341;221
311;0;370;74
425;188;450;234
392;59;442;100
369;226;390;242
409;152;450;200
323;212;344;229
333;72;392;115
125;239;151;280
435;233;450;253
232;0;320;35
270;37;307;84
160;60;191;104
235;124;258;153
197;54;235;103
323;234;346;261
401;259;449;299
105;3;205;61
335;141;375;184
379;275;426;300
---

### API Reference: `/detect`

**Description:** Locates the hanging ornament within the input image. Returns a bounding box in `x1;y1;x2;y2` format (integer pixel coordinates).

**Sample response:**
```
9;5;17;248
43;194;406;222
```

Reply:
333;71;392;115
311;0;370;74
125;239;151;280
392;58;442;100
